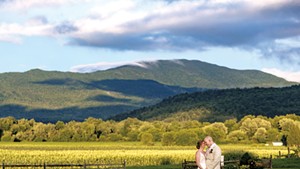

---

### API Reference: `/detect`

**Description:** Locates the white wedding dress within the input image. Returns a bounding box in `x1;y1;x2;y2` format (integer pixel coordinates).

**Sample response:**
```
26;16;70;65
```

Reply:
198;151;206;169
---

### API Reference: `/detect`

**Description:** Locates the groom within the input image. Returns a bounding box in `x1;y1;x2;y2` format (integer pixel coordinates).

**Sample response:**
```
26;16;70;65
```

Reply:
204;136;222;169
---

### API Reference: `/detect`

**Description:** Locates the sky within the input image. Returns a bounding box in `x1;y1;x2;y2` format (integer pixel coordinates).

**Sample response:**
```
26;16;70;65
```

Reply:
1;0;300;82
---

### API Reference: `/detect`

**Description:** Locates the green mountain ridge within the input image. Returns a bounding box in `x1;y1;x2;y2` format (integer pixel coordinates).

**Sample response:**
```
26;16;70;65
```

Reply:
0;59;296;122
113;85;300;122
94;59;294;88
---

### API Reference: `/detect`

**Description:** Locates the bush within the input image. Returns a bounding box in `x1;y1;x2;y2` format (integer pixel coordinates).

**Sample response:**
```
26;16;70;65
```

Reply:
223;151;247;161
240;152;259;166
222;151;258;163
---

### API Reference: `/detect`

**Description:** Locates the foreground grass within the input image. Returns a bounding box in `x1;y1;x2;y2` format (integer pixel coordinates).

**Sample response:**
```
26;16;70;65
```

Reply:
272;158;300;169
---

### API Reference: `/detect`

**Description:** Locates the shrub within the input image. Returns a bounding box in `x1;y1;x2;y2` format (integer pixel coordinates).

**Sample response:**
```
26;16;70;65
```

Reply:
223;151;247;161
240;152;259;166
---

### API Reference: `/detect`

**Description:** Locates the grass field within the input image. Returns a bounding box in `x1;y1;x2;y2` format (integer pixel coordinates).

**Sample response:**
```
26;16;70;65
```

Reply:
0;142;297;168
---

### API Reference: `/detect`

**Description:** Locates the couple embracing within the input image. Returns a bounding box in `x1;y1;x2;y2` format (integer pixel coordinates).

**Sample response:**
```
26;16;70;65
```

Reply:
195;136;222;169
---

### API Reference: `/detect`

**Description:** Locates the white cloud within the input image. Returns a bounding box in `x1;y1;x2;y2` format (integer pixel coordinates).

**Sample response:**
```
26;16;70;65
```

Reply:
70;59;190;73
0;22;54;43
262;68;300;83
70;61;149;73
0;0;72;11
0;34;22;44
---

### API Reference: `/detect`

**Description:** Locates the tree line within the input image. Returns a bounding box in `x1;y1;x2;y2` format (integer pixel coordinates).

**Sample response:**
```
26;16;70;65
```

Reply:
116;85;300;122
0;114;299;147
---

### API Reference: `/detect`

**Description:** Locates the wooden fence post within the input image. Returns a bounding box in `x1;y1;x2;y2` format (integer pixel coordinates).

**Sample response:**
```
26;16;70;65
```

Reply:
123;160;126;169
43;162;46;169
84;162;86;169
288;147;290;158
2;161;4;169
270;155;272;169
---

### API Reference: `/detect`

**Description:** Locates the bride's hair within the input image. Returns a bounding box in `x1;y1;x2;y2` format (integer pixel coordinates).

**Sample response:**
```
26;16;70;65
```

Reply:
196;140;204;149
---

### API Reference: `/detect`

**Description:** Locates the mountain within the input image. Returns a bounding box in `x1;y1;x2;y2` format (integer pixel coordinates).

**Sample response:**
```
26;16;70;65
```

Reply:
96;59;294;88
0;59;296;122
112;85;300;122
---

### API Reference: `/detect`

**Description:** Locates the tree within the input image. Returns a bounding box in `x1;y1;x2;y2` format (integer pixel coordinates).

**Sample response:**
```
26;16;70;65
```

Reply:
287;122;300;147
166;121;181;132
279;118;295;134
253;127;267;143
32;123;52;142
175;130;198;146
253;118;271;130
140;132;154;145
0;116;16;130
240;117;271;139
127;130;140;141
107;133;123;141
147;128;162;142
0;129;3;138
287;122;300;157
55;128;73;142
1;131;13;142
181;120;201;129
139;122;155;132
204;122;228;142
266;128;280;142
240;118;258;138
224;118;239;133
227;130;247;143
80;122;96;141
161;132;175;146
120;118;142;137
55;121;65;130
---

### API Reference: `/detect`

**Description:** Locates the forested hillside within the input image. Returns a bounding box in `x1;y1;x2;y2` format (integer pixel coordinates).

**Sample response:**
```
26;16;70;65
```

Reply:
113;85;300;122
0;59;295;122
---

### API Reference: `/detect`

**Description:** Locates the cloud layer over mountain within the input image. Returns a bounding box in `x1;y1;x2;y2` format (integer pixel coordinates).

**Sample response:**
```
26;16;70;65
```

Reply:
1;0;300;64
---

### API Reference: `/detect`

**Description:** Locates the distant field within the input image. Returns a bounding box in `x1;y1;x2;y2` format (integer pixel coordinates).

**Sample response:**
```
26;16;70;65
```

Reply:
0;142;289;167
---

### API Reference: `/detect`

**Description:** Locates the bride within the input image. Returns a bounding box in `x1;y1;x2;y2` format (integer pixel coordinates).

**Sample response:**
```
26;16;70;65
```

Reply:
195;140;206;169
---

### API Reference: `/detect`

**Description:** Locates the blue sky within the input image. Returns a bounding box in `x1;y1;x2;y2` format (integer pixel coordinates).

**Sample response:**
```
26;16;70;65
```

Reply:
0;0;300;82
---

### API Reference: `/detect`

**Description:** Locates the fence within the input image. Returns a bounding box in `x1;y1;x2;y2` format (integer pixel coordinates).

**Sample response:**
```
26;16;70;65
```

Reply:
0;161;126;169
182;155;273;169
